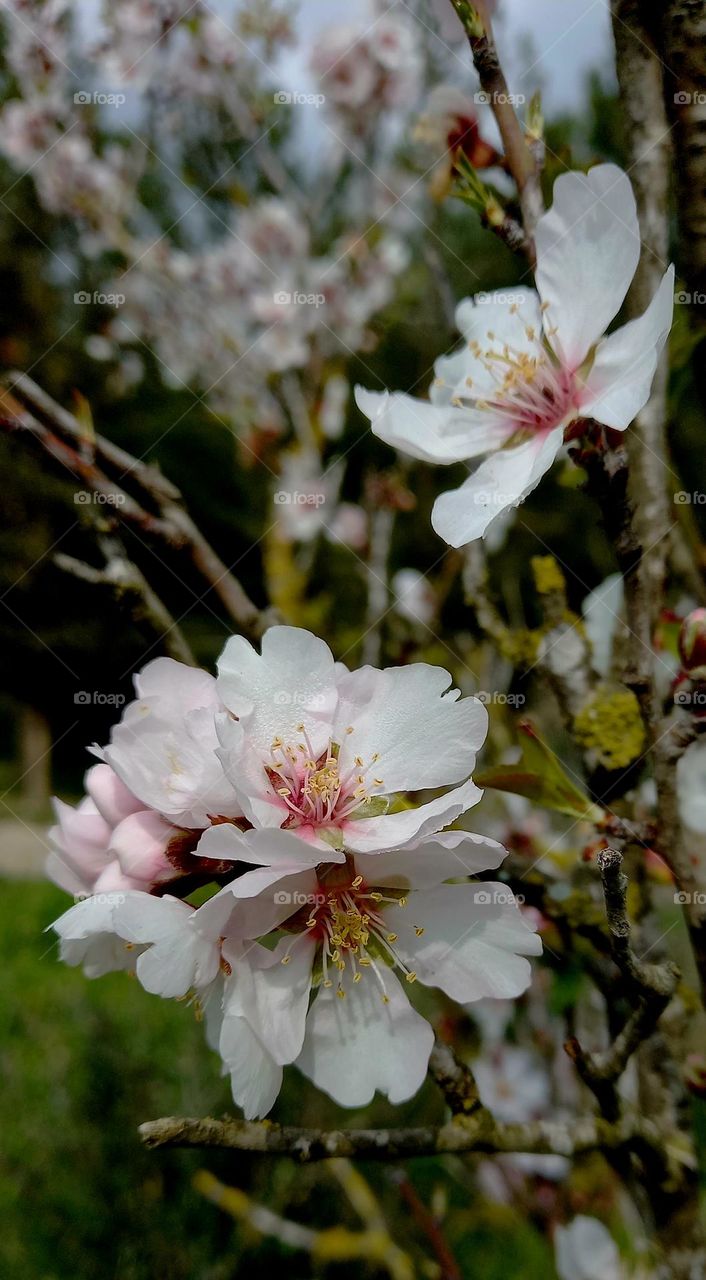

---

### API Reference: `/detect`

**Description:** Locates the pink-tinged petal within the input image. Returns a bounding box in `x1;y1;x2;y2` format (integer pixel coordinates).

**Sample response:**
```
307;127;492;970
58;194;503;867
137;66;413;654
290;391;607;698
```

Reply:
386;883;541;1002
133;656;219;714
196;824;339;870
535;164;640;367
113;893;220;998
110;810;174;883
51;894;137;978
344;778;482;853
195;867;320;942
336;664;487;793
296;965;433;1107
355;386;506;464
224;935;317;1067
85;763;142;826
431;427;564;548
217;626;338;757
219;1013;283;1120
354;830;507;889
580;266;674;429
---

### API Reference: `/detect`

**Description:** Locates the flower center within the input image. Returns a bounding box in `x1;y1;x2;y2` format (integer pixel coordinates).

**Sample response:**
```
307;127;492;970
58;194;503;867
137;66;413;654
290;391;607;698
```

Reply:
266;724;384;831
281;861;424;1003
440;317;579;436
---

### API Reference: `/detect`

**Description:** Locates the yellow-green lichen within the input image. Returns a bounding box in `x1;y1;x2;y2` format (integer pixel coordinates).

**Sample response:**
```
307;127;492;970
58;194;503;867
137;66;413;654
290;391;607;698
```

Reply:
573;684;645;770
531;555;566;596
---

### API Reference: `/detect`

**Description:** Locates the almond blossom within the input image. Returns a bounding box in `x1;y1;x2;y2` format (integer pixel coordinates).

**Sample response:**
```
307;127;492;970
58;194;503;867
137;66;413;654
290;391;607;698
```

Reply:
53;824;540;1115
356;164;674;546
215;624;488;851
195;827;540;1112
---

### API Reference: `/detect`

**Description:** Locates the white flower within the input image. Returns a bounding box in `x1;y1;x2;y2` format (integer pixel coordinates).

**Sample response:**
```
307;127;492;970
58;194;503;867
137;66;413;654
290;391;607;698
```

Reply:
102;656;241;828
356;165;674;547
214;625;488;851
555;1217;623;1280
194;827;540;1115
391;568;437;627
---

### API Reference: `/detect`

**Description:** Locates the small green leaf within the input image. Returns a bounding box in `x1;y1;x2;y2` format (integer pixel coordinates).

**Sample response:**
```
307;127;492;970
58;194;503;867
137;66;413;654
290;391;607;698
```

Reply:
475;720;604;822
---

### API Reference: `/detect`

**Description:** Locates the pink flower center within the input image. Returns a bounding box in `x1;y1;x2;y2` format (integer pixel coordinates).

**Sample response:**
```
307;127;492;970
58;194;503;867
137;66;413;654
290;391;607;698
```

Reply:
280;862;424;1001
468;332;579;434
265;725;384;831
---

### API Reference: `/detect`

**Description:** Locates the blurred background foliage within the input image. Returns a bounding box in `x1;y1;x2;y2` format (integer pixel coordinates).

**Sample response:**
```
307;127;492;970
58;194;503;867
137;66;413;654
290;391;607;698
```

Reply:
1;1;706;1276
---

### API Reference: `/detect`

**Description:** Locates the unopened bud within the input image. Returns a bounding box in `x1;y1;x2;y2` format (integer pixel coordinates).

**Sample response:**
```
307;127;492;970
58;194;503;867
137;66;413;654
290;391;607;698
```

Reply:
685;1053;706;1098
679;608;706;679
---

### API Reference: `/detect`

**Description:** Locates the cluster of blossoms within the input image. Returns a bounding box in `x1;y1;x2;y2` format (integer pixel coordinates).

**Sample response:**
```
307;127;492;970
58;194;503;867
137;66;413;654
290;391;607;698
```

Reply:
357;163;674;546
50;626;541;1115
310;10;423;132
102;199;407;426
0;1;415;432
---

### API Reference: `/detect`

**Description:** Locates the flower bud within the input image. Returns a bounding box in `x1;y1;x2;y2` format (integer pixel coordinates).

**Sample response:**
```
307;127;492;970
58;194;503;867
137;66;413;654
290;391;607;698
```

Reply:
679;608;706;680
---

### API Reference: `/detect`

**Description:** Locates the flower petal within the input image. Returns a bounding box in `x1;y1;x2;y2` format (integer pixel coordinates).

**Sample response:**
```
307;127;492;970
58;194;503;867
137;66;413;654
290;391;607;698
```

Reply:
217;626;337;757
535;164;640;367
224;935;317;1066
220;1013;283;1120
385;883;541;1002
344;778;482;853
296;965;433;1107
580;266;674;429
355;830;507;889
431;427;564;547
355;386;507;464
113;892;220;998
336;663;487;792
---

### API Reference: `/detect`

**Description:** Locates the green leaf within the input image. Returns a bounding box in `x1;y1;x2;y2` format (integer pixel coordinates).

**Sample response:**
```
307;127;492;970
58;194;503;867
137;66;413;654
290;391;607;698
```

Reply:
475;720;604;822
